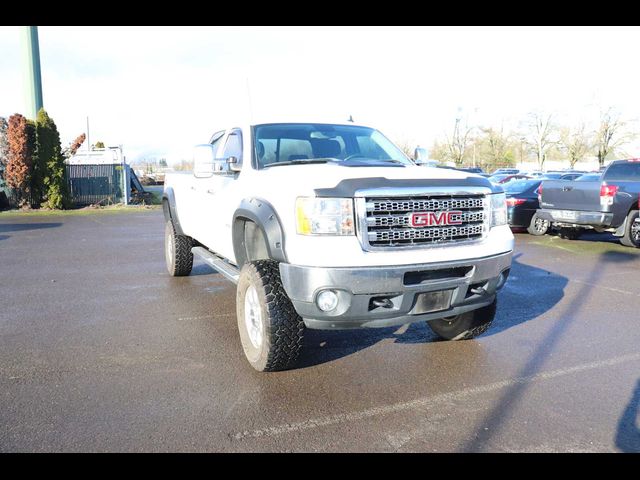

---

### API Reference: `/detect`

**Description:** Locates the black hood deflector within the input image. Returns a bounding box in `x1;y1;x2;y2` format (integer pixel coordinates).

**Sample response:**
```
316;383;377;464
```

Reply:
314;176;502;197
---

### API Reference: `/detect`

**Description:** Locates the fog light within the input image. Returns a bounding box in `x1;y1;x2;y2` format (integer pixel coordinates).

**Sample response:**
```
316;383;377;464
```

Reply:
316;290;339;312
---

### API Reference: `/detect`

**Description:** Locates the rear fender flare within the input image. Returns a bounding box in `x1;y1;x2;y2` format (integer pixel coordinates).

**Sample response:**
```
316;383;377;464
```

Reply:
162;187;185;236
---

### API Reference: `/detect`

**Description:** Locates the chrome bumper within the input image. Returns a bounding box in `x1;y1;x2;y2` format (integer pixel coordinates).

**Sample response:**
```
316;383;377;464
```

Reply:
537;209;613;227
278;251;513;329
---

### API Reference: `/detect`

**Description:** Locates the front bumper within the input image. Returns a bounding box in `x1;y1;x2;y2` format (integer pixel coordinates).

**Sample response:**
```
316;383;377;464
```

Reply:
279;251;513;329
536;208;613;227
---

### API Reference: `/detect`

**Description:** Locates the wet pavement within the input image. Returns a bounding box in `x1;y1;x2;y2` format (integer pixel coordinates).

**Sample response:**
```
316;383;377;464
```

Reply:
1;210;639;452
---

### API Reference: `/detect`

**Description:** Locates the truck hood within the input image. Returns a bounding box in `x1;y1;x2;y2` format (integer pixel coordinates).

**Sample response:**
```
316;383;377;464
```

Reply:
256;163;497;196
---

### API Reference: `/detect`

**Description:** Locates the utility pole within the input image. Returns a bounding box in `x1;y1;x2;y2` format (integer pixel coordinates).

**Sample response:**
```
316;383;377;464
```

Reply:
21;26;43;120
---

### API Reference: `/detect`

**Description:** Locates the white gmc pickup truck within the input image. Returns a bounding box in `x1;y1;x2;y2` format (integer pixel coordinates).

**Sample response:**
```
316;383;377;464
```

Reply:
163;121;514;371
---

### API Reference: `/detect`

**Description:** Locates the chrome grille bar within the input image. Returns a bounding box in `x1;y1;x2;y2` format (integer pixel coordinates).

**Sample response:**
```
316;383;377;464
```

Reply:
358;192;489;249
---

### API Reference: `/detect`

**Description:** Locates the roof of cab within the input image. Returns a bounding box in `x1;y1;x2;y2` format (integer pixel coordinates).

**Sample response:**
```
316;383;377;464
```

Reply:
248;117;372;129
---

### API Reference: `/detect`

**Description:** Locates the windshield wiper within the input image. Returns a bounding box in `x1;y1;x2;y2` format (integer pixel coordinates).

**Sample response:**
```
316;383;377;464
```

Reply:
340;157;407;166
263;158;340;168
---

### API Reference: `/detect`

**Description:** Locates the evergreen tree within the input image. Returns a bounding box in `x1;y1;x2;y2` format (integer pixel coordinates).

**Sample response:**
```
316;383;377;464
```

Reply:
35;109;70;209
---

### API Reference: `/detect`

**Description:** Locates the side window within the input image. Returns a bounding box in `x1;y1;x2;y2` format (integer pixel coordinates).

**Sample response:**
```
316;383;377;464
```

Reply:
209;130;225;157
221;131;243;162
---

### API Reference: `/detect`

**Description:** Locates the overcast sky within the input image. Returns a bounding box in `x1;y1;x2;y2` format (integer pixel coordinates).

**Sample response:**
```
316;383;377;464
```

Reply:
1;26;639;163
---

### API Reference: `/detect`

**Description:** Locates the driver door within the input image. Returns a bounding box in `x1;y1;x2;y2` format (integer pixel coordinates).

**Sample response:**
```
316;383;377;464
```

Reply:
197;128;243;260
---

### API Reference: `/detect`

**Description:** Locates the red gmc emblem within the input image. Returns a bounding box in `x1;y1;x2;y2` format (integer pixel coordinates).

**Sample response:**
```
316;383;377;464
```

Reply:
410;211;463;227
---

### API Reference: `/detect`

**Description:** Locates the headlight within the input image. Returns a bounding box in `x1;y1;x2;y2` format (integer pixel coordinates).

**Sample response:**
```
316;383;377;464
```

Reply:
296;197;355;235
491;193;507;227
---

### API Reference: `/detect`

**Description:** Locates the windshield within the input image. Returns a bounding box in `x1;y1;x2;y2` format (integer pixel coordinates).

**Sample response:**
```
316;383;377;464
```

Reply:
504;180;540;194
253;123;412;169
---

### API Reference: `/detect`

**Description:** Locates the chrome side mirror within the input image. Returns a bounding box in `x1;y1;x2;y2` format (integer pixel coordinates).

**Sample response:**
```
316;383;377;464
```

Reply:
414;147;428;161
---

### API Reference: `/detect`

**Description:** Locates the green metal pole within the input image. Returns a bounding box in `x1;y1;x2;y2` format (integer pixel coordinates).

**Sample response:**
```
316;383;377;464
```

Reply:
21;26;43;120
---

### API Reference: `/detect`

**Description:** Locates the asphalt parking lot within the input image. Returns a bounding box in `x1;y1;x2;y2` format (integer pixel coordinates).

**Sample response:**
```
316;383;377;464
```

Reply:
1;209;639;452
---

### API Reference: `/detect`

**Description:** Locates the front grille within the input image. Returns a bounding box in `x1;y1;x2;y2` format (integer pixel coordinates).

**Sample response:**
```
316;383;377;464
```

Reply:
363;194;488;248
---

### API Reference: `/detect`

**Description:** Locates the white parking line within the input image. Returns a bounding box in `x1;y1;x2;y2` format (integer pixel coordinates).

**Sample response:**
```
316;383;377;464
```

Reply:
177;314;234;321
232;351;640;441
570;278;637;296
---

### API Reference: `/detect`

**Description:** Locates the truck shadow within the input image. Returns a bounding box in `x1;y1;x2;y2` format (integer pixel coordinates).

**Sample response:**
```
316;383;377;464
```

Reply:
461;249;638;451
297;254;568;368
545;229;627;246
615;378;640;452
0;222;62;241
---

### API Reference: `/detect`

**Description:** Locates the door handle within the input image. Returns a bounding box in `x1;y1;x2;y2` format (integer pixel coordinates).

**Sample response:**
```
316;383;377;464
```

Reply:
206;189;215;195
562;186;573;191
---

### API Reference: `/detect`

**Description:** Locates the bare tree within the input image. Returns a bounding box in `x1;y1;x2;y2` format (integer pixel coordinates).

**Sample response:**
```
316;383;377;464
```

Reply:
428;140;449;163
524;112;555;170
444;117;472;166
173;159;194;171
394;138;415;159
594;108;633;167
559;124;592;168
480;126;513;168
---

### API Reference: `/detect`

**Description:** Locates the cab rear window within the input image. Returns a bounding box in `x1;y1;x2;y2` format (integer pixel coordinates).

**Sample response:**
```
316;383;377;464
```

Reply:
603;162;640;181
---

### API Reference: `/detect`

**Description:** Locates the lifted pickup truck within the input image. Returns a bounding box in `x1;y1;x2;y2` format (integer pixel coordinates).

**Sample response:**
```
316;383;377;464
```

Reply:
163;121;514;371
536;159;640;247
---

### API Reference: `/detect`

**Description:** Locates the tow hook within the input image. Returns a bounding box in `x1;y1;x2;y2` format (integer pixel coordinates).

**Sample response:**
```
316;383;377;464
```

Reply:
470;286;487;295
371;298;394;309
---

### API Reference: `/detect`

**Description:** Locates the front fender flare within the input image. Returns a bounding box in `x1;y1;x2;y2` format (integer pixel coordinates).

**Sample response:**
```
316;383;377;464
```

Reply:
232;198;287;266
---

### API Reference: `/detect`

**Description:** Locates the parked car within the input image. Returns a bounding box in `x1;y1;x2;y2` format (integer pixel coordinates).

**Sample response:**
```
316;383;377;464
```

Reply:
504;179;547;235
489;174;532;185
492;168;520;175
539;172;564;180
521;171;545;178
459;167;484;175
559;173;584;181
163;120;515;371
537;159;640;246
574;173;601;182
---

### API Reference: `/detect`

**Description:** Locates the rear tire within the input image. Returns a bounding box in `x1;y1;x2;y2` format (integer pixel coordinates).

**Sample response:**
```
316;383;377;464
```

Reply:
165;221;193;276
236;260;305;372
427;299;497;340
620;210;640;248
527;213;550;236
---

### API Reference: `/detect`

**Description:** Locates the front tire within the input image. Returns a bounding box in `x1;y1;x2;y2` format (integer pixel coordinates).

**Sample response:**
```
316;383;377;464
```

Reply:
427;299;497;340
527;213;550;236
236;260;304;372
165;221;193;276
620;210;640;248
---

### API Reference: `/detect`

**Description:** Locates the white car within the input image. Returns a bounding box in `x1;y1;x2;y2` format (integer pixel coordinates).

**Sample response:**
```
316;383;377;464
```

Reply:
163;120;514;371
